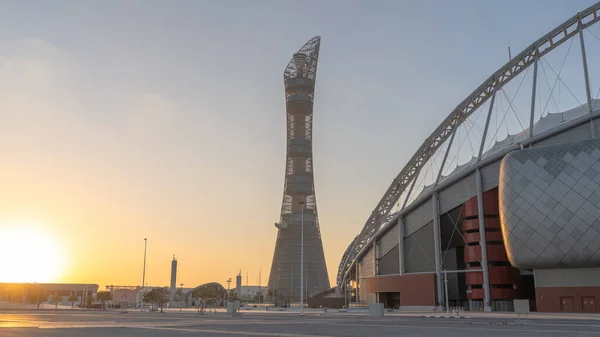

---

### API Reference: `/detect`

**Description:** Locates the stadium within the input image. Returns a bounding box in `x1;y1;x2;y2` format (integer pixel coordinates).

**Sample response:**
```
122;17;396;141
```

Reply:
336;2;600;313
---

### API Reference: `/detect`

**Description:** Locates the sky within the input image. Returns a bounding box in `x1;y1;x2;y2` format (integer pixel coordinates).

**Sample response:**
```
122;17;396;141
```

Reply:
0;0;598;289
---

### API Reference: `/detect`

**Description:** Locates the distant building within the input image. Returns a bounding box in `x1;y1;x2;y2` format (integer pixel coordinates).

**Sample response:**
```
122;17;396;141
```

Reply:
239;285;266;302
0;283;98;306
105;285;141;308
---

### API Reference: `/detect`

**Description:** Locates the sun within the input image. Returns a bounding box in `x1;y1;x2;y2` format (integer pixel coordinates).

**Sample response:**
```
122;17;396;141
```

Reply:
0;226;65;283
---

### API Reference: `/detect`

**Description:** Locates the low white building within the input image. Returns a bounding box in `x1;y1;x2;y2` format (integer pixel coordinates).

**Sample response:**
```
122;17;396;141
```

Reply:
239;286;266;301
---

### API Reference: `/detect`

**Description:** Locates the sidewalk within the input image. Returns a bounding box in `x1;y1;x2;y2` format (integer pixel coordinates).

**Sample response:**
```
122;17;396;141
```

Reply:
237;307;600;321
376;310;600;321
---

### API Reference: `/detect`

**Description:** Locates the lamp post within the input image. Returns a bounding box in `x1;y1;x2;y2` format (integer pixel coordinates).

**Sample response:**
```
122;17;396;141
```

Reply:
141;238;147;312
24;283;28;308
299;201;305;316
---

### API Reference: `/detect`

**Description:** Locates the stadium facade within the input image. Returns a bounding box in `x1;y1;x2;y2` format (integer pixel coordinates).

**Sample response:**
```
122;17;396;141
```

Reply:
267;36;330;303
337;2;600;313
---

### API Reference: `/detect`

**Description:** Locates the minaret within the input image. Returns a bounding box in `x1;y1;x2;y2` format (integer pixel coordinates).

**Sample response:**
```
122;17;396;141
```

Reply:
267;36;330;303
169;255;177;304
236;270;242;299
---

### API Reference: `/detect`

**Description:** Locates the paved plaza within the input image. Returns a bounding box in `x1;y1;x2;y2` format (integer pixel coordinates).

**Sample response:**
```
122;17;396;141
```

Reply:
3;310;600;337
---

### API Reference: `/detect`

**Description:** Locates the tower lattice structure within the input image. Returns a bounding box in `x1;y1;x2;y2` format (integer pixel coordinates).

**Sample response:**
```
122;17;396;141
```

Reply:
267;36;330;303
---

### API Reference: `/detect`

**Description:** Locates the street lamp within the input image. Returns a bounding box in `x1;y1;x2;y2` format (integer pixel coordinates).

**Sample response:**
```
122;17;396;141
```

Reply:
141;238;147;312
299;200;305;316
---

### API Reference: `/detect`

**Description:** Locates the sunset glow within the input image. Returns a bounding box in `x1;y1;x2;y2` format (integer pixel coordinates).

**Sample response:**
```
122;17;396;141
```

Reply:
0;225;65;283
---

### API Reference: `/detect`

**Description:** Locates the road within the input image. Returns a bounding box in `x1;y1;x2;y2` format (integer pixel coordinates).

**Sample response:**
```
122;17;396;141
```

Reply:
2;310;600;336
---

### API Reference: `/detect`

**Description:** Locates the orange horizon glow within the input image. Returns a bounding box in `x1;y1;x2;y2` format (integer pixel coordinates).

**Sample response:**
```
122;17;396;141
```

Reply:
0;222;66;283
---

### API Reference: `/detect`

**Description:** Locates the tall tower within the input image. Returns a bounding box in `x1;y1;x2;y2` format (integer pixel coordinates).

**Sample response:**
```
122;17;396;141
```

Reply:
267;36;330;303
169;255;177;304
235;270;242;299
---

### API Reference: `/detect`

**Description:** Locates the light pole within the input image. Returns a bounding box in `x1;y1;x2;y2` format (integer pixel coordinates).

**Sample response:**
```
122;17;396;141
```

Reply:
444;269;449;314
344;282;348;308
141;238;147;312
24;283;28;308
299;201;305;316
180;283;184;311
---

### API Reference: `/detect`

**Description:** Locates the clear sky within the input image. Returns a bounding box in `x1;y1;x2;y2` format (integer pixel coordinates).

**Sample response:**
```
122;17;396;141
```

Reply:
0;0;598;288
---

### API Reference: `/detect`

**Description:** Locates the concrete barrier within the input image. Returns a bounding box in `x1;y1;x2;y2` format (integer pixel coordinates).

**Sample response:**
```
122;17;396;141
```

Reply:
368;303;384;317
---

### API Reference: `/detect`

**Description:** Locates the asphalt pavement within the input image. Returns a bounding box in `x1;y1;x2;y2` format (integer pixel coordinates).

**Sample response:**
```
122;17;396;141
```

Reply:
2;309;600;336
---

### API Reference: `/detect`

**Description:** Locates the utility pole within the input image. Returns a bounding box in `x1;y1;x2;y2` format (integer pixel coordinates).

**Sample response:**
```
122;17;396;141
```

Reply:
299;201;305;316
444;269;449;314
141;238;147;312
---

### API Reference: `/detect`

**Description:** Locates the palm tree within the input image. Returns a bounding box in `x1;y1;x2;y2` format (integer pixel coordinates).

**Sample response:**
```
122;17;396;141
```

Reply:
86;293;94;308
51;294;62;309
143;287;169;312
68;294;78;309
95;291;112;310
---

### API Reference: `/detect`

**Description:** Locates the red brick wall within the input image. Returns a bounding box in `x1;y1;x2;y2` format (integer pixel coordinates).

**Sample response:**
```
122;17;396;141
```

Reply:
462;188;517;300
537;287;600;313
366;274;437;306
307;297;345;309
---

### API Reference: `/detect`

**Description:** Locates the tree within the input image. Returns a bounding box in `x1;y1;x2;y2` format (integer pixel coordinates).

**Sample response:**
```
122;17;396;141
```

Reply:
176;288;183;300
68;294;78;309
36;287;47;309
206;297;218;307
26;287;43;305
95;291;112;310
143;287;169;312
51;294;62;309
192;287;211;312
254;292;264;303
86;293;94;308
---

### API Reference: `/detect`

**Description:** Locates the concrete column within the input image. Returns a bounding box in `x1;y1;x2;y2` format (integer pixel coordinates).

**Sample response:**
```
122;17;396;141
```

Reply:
373;241;377;277
398;217;405;275
432;192;444;309
355;264;360;302
476;168;492;312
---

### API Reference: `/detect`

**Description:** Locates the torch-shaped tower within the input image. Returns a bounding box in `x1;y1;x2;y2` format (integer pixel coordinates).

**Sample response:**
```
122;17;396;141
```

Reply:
267;36;330;303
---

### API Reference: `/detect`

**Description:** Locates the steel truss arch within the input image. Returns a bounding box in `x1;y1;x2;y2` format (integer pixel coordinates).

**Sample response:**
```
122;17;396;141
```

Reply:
337;1;600;286
284;36;321;82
